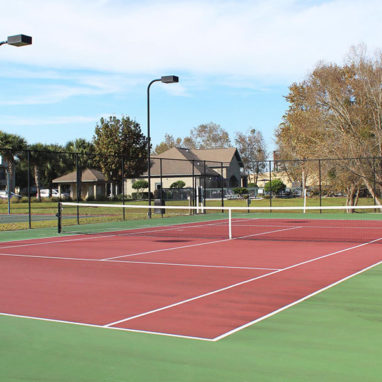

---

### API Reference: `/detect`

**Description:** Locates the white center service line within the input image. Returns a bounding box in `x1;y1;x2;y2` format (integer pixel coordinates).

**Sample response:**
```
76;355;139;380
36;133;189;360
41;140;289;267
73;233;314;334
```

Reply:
101;226;301;261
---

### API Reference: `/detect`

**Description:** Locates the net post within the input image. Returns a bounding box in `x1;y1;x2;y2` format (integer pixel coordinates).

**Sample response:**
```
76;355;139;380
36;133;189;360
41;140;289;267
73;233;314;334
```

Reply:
228;208;232;239
57;201;62;233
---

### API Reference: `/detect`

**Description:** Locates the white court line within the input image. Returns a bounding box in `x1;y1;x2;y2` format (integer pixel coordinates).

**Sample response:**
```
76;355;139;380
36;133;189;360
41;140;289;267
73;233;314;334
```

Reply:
213;259;382;341
0;312;212;342
233;223;382;230
0;218;229;250
2;259;381;342
0;252;278;271
102;226;301;261
0;234;119;250
104;236;382;328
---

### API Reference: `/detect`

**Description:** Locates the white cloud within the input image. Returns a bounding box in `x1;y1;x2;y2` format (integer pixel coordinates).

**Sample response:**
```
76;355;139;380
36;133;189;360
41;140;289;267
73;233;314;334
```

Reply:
1;0;380;81
0;69;146;105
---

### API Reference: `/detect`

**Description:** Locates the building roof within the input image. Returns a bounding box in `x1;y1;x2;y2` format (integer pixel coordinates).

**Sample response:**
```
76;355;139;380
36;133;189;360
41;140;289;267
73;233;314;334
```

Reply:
53;168;107;183
155;147;243;166
143;147;243;177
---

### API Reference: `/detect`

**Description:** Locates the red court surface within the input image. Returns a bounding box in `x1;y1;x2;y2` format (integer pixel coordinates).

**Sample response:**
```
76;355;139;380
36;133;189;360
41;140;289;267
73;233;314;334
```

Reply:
1;218;381;340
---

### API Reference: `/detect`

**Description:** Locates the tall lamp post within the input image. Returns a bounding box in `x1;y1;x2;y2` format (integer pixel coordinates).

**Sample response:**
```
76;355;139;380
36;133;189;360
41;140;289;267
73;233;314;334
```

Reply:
1;34;32;214
147;75;179;218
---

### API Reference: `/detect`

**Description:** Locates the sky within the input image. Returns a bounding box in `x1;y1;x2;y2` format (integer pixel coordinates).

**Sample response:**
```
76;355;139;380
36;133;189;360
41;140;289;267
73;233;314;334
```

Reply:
1;0;381;156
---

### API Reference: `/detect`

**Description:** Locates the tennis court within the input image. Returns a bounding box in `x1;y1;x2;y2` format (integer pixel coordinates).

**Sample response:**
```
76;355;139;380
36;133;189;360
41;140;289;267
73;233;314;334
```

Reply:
1;203;381;341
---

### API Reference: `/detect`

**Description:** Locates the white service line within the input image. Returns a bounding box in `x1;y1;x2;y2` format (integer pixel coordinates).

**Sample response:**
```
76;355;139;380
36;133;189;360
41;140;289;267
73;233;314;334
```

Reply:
104;236;382;328
0;252;278;271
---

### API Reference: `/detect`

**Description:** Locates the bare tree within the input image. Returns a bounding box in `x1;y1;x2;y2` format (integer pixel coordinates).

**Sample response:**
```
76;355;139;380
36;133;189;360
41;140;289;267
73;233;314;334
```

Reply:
235;129;267;184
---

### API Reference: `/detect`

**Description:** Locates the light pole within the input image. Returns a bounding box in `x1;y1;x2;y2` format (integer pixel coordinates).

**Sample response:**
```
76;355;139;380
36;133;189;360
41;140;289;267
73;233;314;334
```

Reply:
147;75;179;217
1;34;32;214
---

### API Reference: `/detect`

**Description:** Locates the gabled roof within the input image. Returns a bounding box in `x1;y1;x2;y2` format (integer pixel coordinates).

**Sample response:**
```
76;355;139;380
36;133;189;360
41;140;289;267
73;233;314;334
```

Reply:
53;168;106;183
155;147;243;167
140;147;243;178
142;149;219;177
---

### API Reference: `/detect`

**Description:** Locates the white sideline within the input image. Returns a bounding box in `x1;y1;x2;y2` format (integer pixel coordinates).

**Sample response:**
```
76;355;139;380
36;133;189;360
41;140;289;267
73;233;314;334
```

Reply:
213;259;382;341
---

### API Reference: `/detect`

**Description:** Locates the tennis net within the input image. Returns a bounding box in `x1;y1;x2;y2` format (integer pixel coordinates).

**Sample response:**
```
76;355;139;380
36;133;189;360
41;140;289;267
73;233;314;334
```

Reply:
57;202;382;244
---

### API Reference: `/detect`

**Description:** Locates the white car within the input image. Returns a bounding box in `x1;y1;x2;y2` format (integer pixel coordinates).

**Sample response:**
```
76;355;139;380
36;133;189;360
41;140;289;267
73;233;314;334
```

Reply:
38;189;69;199
0;190;22;199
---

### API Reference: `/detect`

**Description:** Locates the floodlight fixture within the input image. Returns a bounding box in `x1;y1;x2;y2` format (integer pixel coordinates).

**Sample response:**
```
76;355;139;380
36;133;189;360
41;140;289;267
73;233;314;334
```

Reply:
161;75;179;84
0;34;32;47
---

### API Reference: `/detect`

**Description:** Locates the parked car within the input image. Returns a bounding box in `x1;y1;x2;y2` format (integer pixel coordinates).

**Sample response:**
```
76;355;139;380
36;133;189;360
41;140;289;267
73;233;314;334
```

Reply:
37;189;69;199
0;190;22;199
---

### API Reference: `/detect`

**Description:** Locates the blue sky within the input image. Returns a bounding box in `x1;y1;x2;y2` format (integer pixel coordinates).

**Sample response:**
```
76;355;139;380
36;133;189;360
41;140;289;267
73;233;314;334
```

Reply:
1;0;380;155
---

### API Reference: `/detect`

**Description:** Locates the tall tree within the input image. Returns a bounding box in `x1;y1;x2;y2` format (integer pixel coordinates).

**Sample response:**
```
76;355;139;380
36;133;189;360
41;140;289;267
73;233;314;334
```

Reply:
235;129;267;184
184;122;231;149
93;116;148;182
153;134;182;155
276;46;382;205
28;143;52;200
0;131;27;192
65;138;95;173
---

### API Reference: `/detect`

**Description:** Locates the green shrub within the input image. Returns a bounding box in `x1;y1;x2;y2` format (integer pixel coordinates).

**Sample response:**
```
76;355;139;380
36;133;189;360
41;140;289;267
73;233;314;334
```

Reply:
170;180;186;189
132;192;154;200
264;179;286;194
233;187;248;195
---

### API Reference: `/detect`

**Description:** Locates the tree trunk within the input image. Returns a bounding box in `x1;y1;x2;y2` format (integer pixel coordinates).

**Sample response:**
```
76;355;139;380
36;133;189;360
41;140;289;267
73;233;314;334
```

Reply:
6;161;15;193
34;165;41;201
363;178;381;205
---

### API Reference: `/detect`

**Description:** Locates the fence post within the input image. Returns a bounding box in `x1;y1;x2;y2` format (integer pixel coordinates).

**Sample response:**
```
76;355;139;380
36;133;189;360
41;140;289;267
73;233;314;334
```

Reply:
121;157;125;220
221;161;224;212
27;150;32;228
192;160;195;213
318;159;322;213
373;157;376;207
76;153;80;225
160;158;164;217
269;160;272;210
57;201;62;233
203;160;206;213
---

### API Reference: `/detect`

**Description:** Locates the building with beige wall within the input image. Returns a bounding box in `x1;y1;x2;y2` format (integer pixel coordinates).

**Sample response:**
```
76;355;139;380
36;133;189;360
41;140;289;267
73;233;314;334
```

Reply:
125;147;243;196
53;168;107;200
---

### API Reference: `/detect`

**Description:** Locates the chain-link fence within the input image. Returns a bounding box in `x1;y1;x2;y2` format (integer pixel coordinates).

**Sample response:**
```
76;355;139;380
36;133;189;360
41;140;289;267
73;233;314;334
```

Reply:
0;147;381;231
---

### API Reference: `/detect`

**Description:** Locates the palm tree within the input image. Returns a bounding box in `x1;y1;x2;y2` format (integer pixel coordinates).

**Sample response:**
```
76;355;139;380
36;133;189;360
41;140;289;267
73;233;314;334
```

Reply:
28;143;52;200
0;131;27;193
